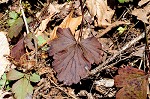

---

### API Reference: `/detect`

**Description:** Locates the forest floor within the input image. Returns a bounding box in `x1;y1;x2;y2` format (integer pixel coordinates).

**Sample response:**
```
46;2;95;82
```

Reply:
0;0;150;99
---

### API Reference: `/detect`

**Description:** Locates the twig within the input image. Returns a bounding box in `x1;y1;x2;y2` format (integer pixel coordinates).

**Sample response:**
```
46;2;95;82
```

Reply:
20;0;30;34
96;21;130;38
49;79;77;99
90;32;145;76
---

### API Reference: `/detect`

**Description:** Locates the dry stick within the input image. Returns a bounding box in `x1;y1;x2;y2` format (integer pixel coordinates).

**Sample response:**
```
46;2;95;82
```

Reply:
90;32;145;76
20;0;29;34
49;79;77;99
96;21;130;38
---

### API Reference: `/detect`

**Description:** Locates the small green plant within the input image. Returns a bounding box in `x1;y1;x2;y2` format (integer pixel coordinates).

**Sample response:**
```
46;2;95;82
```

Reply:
37;35;49;50
0;73;10;90
7;11;19;26
118;0;133;3
7;70;40;99
117;26;127;35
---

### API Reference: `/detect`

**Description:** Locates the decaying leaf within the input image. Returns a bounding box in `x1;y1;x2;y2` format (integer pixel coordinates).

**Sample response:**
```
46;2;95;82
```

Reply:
10;33;35;63
35;3;58;37
114;66;148;99
49;28;103;85
24;33;35;51
86;0;115;27
132;2;150;24
0;32;10;78
50;11;82;40
10;38;26;62
12;77;33;99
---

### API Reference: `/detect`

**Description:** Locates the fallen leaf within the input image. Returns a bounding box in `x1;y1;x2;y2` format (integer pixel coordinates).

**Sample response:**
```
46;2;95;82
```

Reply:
86;0;115;27
35;4;57;37
132;46;144;57
114;66;148;99
24;33;35;51
0;32;10;78
60;11;82;34
10;38;26;62
132;3;150;24
12;77;33;99
50;11;82;40
49;28;103;85
138;0;150;6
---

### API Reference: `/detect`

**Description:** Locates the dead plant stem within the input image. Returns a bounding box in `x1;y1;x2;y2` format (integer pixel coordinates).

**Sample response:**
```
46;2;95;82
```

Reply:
20;0;30;34
90;32;145;76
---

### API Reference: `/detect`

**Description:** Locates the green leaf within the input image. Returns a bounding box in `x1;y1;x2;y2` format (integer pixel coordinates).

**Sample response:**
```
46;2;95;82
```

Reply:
7;70;24;80
37;35;47;46
0;73;7;87
8;17;33;38
12;78;33;99
0;73;10;90
118;0;133;3
1;73;7;80
9;11;18;19
8;17;24;38
29;73;40;82
118;0;125;3
7;19;16;26
0;80;6;86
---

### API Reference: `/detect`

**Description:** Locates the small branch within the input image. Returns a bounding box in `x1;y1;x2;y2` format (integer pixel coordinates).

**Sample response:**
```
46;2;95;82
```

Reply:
20;0;30;34
90;32;145;76
96;21;130;38
49;79;77;99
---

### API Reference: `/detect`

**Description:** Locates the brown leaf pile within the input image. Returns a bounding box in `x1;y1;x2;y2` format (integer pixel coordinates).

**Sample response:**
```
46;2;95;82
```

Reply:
49;28;103;85
114;66;148;99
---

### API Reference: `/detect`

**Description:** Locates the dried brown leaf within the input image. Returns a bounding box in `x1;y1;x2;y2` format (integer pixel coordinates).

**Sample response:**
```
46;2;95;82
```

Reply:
49;28;103;85
50;11;82;40
114;66;148;99
24;33;35;51
10;38;26;62
86;0;115;27
132;3;150;24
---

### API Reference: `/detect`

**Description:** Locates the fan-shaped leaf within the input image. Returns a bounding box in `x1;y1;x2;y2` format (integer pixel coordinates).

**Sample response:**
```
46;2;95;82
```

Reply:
49;28;103;85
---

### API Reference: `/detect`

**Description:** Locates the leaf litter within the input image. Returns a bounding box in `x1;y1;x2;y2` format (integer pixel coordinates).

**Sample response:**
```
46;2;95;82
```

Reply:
1;0;150;98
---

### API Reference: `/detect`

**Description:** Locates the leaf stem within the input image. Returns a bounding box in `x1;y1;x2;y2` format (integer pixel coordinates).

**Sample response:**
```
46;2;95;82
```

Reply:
77;0;84;42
